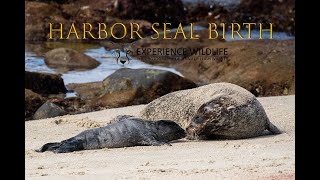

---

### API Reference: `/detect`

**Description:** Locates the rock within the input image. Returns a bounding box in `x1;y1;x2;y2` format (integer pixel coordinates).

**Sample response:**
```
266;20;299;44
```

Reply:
25;71;67;95
94;68;197;108
26;1;104;41
33;101;67;120
44;48;100;72
184;0;295;34
25;89;46;120
175;39;295;96
140;82;260;129
237;0;295;34
31;96;95;120
28;0;68;3
106;0;186;27
25;1;155;42
49;97;91;115
66;82;103;100
25;1;69;41
60;2;108;41
184;2;233;25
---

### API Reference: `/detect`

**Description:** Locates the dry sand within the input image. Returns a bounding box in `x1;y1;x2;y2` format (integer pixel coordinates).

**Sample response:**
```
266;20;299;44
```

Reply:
26;95;295;180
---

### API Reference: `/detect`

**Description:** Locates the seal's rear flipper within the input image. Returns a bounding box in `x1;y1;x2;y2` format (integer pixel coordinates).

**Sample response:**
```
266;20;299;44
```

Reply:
267;122;282;135
35;142;61;152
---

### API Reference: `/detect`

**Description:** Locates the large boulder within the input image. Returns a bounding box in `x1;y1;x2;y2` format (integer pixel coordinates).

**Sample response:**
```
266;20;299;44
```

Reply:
25;71;67;95
25;89;46;120
94;68;197;108
44;48;100;72
33;101;67;120
175;39;295;96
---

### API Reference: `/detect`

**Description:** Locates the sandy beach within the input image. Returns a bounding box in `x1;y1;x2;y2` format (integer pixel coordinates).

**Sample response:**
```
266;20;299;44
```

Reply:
25;95;295;180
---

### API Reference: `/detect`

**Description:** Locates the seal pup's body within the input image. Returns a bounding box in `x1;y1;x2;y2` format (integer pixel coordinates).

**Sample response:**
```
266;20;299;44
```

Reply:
37;116;186;153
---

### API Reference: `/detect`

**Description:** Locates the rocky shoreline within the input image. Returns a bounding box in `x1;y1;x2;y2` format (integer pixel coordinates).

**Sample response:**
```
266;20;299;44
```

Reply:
25;0;295;121
25;37;295;120
25;68;197;120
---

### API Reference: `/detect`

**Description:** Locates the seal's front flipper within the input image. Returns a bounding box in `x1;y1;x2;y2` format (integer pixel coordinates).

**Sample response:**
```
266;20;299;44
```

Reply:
35;142;61;152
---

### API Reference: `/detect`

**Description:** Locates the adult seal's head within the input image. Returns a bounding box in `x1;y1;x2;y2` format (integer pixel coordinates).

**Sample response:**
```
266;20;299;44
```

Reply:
186;94;281;140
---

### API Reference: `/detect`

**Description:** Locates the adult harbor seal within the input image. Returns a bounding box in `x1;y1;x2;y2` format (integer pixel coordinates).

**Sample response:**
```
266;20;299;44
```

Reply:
140;82;281;139
36;116;186;153
186;94;281;140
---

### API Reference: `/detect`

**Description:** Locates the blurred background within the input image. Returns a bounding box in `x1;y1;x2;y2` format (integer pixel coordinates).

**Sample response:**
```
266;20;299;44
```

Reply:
25;0;295;120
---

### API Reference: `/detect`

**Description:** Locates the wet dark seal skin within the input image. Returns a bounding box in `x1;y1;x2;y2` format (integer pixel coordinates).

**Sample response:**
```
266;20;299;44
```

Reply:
36;116;186;153
186;95;282;140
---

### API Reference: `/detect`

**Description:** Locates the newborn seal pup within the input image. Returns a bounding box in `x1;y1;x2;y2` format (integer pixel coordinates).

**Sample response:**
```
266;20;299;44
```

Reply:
36;116;186;153
186;95;282;140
